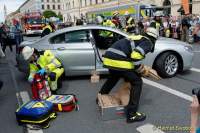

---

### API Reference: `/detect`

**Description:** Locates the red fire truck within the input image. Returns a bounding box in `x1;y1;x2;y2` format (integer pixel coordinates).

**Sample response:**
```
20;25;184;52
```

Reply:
21;12;45;35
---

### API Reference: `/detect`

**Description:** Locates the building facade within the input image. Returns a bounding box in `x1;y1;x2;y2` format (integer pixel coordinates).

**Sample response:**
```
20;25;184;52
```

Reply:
18;0;63;16
62;0;200;23
155;0;200;16
41;0;64;14
19;0;42;13
62;0;154;22
11;0;200;24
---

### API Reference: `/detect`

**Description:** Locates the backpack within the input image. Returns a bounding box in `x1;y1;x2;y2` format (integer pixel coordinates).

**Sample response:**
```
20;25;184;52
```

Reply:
16;100;56;129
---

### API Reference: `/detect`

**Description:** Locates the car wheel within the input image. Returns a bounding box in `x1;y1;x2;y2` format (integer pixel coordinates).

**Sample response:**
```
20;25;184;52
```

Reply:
155;52;179;78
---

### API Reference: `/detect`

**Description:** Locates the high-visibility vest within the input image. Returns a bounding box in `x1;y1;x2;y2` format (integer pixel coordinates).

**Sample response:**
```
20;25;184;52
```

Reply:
103;35;151;70
127;17;135;27
42;25;53;32
156;22;161;32
29;50;63;79
100;20;115;37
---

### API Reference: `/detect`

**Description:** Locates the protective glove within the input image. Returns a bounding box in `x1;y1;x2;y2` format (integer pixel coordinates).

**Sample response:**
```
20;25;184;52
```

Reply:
37;68;46;75
136;65;149;77
28;75;33;83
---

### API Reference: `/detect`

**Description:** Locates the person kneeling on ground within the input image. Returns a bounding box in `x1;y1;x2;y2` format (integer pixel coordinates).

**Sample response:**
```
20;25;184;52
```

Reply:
22;46;64;93
97;27;159;123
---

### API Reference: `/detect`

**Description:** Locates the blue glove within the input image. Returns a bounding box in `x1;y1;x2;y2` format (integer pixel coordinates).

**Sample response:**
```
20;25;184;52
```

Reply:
37;68;46;75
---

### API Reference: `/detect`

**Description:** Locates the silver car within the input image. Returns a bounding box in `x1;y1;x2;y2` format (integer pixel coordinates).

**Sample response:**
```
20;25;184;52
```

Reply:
16;25;194;78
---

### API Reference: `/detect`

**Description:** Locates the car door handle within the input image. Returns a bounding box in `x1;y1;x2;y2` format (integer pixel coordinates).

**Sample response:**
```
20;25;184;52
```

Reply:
57;47;66;50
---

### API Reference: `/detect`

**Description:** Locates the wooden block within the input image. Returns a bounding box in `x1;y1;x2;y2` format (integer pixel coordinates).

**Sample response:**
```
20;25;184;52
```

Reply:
98;94;121;107
91;74;100;83
113;82;130;105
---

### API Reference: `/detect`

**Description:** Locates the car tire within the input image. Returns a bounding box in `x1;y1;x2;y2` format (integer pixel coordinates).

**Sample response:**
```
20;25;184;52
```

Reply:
155;52;179;78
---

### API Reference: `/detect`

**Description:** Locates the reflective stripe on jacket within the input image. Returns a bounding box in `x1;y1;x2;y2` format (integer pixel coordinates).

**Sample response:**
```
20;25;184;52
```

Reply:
103;35;152;71
127;17;135;27
43;25;53;32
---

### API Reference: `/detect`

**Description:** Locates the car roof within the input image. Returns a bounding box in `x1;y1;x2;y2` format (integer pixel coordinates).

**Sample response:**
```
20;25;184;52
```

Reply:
38;25;187;46
49;25;128;37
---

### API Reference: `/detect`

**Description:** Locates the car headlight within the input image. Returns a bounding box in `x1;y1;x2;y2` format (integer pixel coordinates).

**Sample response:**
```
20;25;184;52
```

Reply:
184;45;193;52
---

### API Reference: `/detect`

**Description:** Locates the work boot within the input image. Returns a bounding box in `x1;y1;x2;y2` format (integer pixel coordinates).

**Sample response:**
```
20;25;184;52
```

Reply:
126;112;146;123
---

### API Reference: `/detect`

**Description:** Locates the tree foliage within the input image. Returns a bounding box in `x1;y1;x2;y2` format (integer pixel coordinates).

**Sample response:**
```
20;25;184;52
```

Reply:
43;10;57;18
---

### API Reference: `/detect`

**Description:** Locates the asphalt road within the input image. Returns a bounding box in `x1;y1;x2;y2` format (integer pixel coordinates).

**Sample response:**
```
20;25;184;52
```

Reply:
1;36;200;133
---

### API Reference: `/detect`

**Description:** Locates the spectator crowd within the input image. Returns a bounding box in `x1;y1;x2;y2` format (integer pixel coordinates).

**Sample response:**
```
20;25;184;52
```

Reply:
65;11;199;45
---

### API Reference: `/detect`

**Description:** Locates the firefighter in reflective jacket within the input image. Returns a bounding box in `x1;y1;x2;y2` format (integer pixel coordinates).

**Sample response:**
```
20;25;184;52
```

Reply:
100;18;116;37
98;27;158;123
41;22;55;37
22;46;64;93
124;11;136;33
151;11;164;36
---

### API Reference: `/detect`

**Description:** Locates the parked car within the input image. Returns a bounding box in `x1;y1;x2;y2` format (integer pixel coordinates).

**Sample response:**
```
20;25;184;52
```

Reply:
16;25;194;78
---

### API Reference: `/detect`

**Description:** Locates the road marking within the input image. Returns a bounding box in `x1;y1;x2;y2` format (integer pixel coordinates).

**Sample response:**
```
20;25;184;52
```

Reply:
137;123;165;133
190;67;200;73
143;78;192;102
20;91;30;103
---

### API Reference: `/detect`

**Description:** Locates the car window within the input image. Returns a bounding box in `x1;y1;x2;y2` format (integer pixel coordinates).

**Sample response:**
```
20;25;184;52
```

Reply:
92;29;125;49
50;30;89;44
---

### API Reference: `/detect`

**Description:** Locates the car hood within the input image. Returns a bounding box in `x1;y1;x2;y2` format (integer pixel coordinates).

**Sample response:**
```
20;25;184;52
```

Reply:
158;37;190;46
20;39;40;46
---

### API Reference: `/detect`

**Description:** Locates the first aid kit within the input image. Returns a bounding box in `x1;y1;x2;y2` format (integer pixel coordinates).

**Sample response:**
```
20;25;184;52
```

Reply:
16;100;56;129
46;94;79;112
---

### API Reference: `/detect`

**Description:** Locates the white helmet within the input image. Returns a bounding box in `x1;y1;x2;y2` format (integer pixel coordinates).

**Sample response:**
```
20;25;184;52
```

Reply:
96;16;103;24
124;11;129;16
146;27;159;39
22;46;34;60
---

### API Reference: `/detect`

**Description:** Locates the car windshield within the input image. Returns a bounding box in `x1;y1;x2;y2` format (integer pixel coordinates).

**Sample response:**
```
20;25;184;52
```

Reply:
27;18;43;24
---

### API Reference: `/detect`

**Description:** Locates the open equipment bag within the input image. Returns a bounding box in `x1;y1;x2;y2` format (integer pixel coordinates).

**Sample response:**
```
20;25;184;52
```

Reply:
16;100;56;129
46;94;79;112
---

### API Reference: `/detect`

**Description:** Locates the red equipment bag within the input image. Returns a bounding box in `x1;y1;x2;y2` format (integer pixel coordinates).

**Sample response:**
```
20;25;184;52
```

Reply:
31;73;51;100
46;94;79;112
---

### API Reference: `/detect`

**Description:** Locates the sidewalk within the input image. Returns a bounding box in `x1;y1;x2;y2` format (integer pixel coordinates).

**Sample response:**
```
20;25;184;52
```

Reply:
0;57;23;133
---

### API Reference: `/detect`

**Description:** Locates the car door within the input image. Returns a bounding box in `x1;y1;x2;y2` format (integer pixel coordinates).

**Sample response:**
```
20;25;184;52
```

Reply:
50;30;96;76
91;29;125;73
